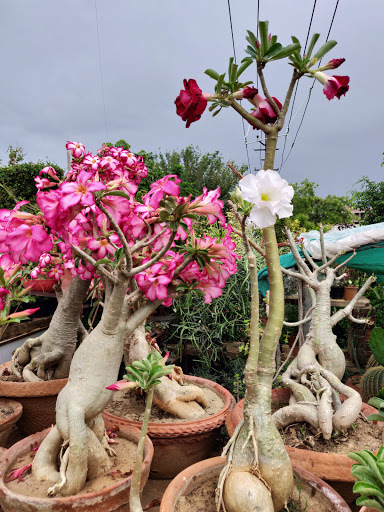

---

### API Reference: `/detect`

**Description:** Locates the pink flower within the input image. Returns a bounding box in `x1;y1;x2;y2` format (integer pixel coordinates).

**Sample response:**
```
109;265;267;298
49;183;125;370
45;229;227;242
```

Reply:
135;261;173;301
34;176;52;190
5;463;32;483
319;58;345;71
83;154;101;171
0;288;9;311
39;166;59;181
60;171;105;211
106;381;138;391
47;264;64;281
39;253;52;268
66;141;85;159
87;237;115;259
30;268;40;279
6;224;54;263
7;308;40;319
175;79;208;128
312;72;349;100
144;175;181;209
250;93;282;125
187;187;226;225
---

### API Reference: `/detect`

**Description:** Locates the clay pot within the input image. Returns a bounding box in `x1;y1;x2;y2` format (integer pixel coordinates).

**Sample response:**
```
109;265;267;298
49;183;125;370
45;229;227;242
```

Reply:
22;279;57;293
344;286;359;301
159;456;352;511
0;423;153;512
360;508;378;512
0;362;67;436
103;375;235;479
0;400;22;447
225;387;383;508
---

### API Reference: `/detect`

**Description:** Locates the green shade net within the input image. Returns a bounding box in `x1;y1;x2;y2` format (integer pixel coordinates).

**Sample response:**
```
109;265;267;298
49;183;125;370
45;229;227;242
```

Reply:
258;242;384;297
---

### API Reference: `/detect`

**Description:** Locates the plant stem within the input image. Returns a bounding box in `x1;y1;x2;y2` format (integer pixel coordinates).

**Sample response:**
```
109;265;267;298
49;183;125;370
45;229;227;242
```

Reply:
129;387;154;512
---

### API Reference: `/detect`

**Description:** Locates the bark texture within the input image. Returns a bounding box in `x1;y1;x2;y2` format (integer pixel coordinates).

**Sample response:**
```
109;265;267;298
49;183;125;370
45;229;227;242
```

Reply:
12;277;90;381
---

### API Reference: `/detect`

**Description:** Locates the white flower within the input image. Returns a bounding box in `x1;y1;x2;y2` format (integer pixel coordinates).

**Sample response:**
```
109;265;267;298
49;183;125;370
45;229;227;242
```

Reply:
239;170;294;229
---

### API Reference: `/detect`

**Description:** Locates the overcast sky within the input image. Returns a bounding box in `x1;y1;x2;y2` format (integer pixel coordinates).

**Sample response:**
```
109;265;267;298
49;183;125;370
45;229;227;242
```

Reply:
0;0;382;197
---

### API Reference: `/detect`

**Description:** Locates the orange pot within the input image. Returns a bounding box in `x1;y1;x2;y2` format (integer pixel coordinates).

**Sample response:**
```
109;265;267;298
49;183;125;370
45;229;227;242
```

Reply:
103;375;235;479
159;456;352;511
0;423;153;512
0;399;22;447
344;286;359;301
22;279;57;293
0;362;67;436
225;387;383;508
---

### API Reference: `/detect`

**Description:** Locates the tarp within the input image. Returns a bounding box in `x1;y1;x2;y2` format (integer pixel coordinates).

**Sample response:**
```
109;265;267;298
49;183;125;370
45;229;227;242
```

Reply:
258;223;384;296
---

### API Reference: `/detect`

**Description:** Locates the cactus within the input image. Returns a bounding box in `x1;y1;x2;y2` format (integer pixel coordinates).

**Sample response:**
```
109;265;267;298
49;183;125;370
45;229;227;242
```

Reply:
349;447;384;511
369;327;384;366
361;366;384;403
367;354;380;369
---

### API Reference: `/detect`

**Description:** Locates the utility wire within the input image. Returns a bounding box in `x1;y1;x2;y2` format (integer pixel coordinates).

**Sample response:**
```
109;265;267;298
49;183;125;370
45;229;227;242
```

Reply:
279;0;340;172
227;0;251;174
94;0;109;141
279;0;317;172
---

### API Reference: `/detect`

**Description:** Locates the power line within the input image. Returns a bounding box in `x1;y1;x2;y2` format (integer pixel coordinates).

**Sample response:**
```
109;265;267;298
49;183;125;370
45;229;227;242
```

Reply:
226;0;251;174
279;0;340;172
94;0;109;141
279;0;317;172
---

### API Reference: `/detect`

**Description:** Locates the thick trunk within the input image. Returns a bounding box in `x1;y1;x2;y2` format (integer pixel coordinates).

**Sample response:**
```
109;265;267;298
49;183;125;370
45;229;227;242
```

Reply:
12;277;90;381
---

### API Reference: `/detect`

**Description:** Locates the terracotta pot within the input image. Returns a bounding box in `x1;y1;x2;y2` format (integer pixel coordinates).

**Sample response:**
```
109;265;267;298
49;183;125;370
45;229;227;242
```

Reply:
22;279;57;293
344;286;359;301
0;422;153;512
160;456;352;511
225;387;383;508
0;362;67;436
360;508;378;512
103;375;235;479
0;400;22;447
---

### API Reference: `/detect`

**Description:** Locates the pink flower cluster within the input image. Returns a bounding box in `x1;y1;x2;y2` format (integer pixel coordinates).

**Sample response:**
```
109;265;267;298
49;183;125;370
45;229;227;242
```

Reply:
0;143;239;307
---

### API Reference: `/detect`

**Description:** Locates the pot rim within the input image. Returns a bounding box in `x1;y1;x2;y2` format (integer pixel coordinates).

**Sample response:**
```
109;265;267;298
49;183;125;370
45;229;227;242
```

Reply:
0;399;23;431
159;456;352;512
103;374;235;438
0;424;153;507
0;362;67;397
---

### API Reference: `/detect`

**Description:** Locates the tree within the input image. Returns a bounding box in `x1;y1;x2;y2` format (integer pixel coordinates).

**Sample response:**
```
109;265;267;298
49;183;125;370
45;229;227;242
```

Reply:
351;175;384;225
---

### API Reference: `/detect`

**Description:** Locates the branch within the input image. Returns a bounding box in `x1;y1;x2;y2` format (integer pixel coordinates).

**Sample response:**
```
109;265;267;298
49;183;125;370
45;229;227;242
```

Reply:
333;251;356;273
227;162;244;180
98;201;133;272
72;245;117;284
276;70;300;129
280;266;313;287
347;313;374;325
319;224;327;264
227;98;270;133
330;275;376;326
285;229;312;278
300;244;318;271
335;272;347;281
257;63;280;117
231;227;265;258
314;251;345;275
283;315;312;327
131;223;168;254
129;231;177;276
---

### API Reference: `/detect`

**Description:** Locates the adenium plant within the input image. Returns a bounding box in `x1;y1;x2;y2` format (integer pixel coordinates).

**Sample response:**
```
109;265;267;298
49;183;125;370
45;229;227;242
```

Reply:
0;141;238;496
175;20;352;512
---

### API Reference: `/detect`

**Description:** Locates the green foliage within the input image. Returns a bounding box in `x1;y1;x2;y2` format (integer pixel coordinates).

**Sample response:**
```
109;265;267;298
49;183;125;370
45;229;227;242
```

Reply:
0;161;65;210
164;255;250;366
349;447;384;510
361;366;384;404
367;392;384;422
369;327;384;366
124;352;173;392
351;176;384;225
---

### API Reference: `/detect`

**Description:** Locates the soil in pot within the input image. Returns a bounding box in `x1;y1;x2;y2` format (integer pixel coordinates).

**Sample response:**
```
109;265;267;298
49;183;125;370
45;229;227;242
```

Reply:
0;400;23;447
5;436;137;498
162;457;351;512
103;376;235;480
105;385;224;422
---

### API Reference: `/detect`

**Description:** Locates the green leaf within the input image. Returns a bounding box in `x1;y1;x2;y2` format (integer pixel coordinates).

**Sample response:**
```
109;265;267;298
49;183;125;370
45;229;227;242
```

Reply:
244;45;257;58
114;247;124;262
291;36;300;45
270;43;301;61
352;466;382;487
355;497;384;511
159;210;170;222
312;40;337;60
369;327;384;366
378;446;384;460
353;481;384;500
95;258;114;266
228;57;234;80
246;30;258;47
368;413;384;422
102;190;131;200
306;33;320;58
205;69;220;80
217;73;225;92
270;35;278;46
258;20;269;54
264;42;283;60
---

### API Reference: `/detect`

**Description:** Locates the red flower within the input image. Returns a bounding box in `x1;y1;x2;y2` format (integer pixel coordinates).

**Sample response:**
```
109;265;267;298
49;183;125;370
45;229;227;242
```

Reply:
242;87;258;100
175;79;207;128
313;72;349;100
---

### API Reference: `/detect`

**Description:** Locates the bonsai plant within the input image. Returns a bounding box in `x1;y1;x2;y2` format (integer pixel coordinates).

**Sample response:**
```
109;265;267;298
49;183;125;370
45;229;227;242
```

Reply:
0;142;239;498
174;19;352;511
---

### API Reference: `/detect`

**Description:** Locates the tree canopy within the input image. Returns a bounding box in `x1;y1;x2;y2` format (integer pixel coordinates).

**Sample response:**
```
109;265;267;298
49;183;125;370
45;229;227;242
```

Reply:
351;176;384;225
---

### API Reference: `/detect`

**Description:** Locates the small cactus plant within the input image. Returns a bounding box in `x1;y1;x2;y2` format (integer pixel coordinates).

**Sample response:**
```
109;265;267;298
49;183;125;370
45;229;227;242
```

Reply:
349;447;384;511
369;327;384;367
361;367;384;404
